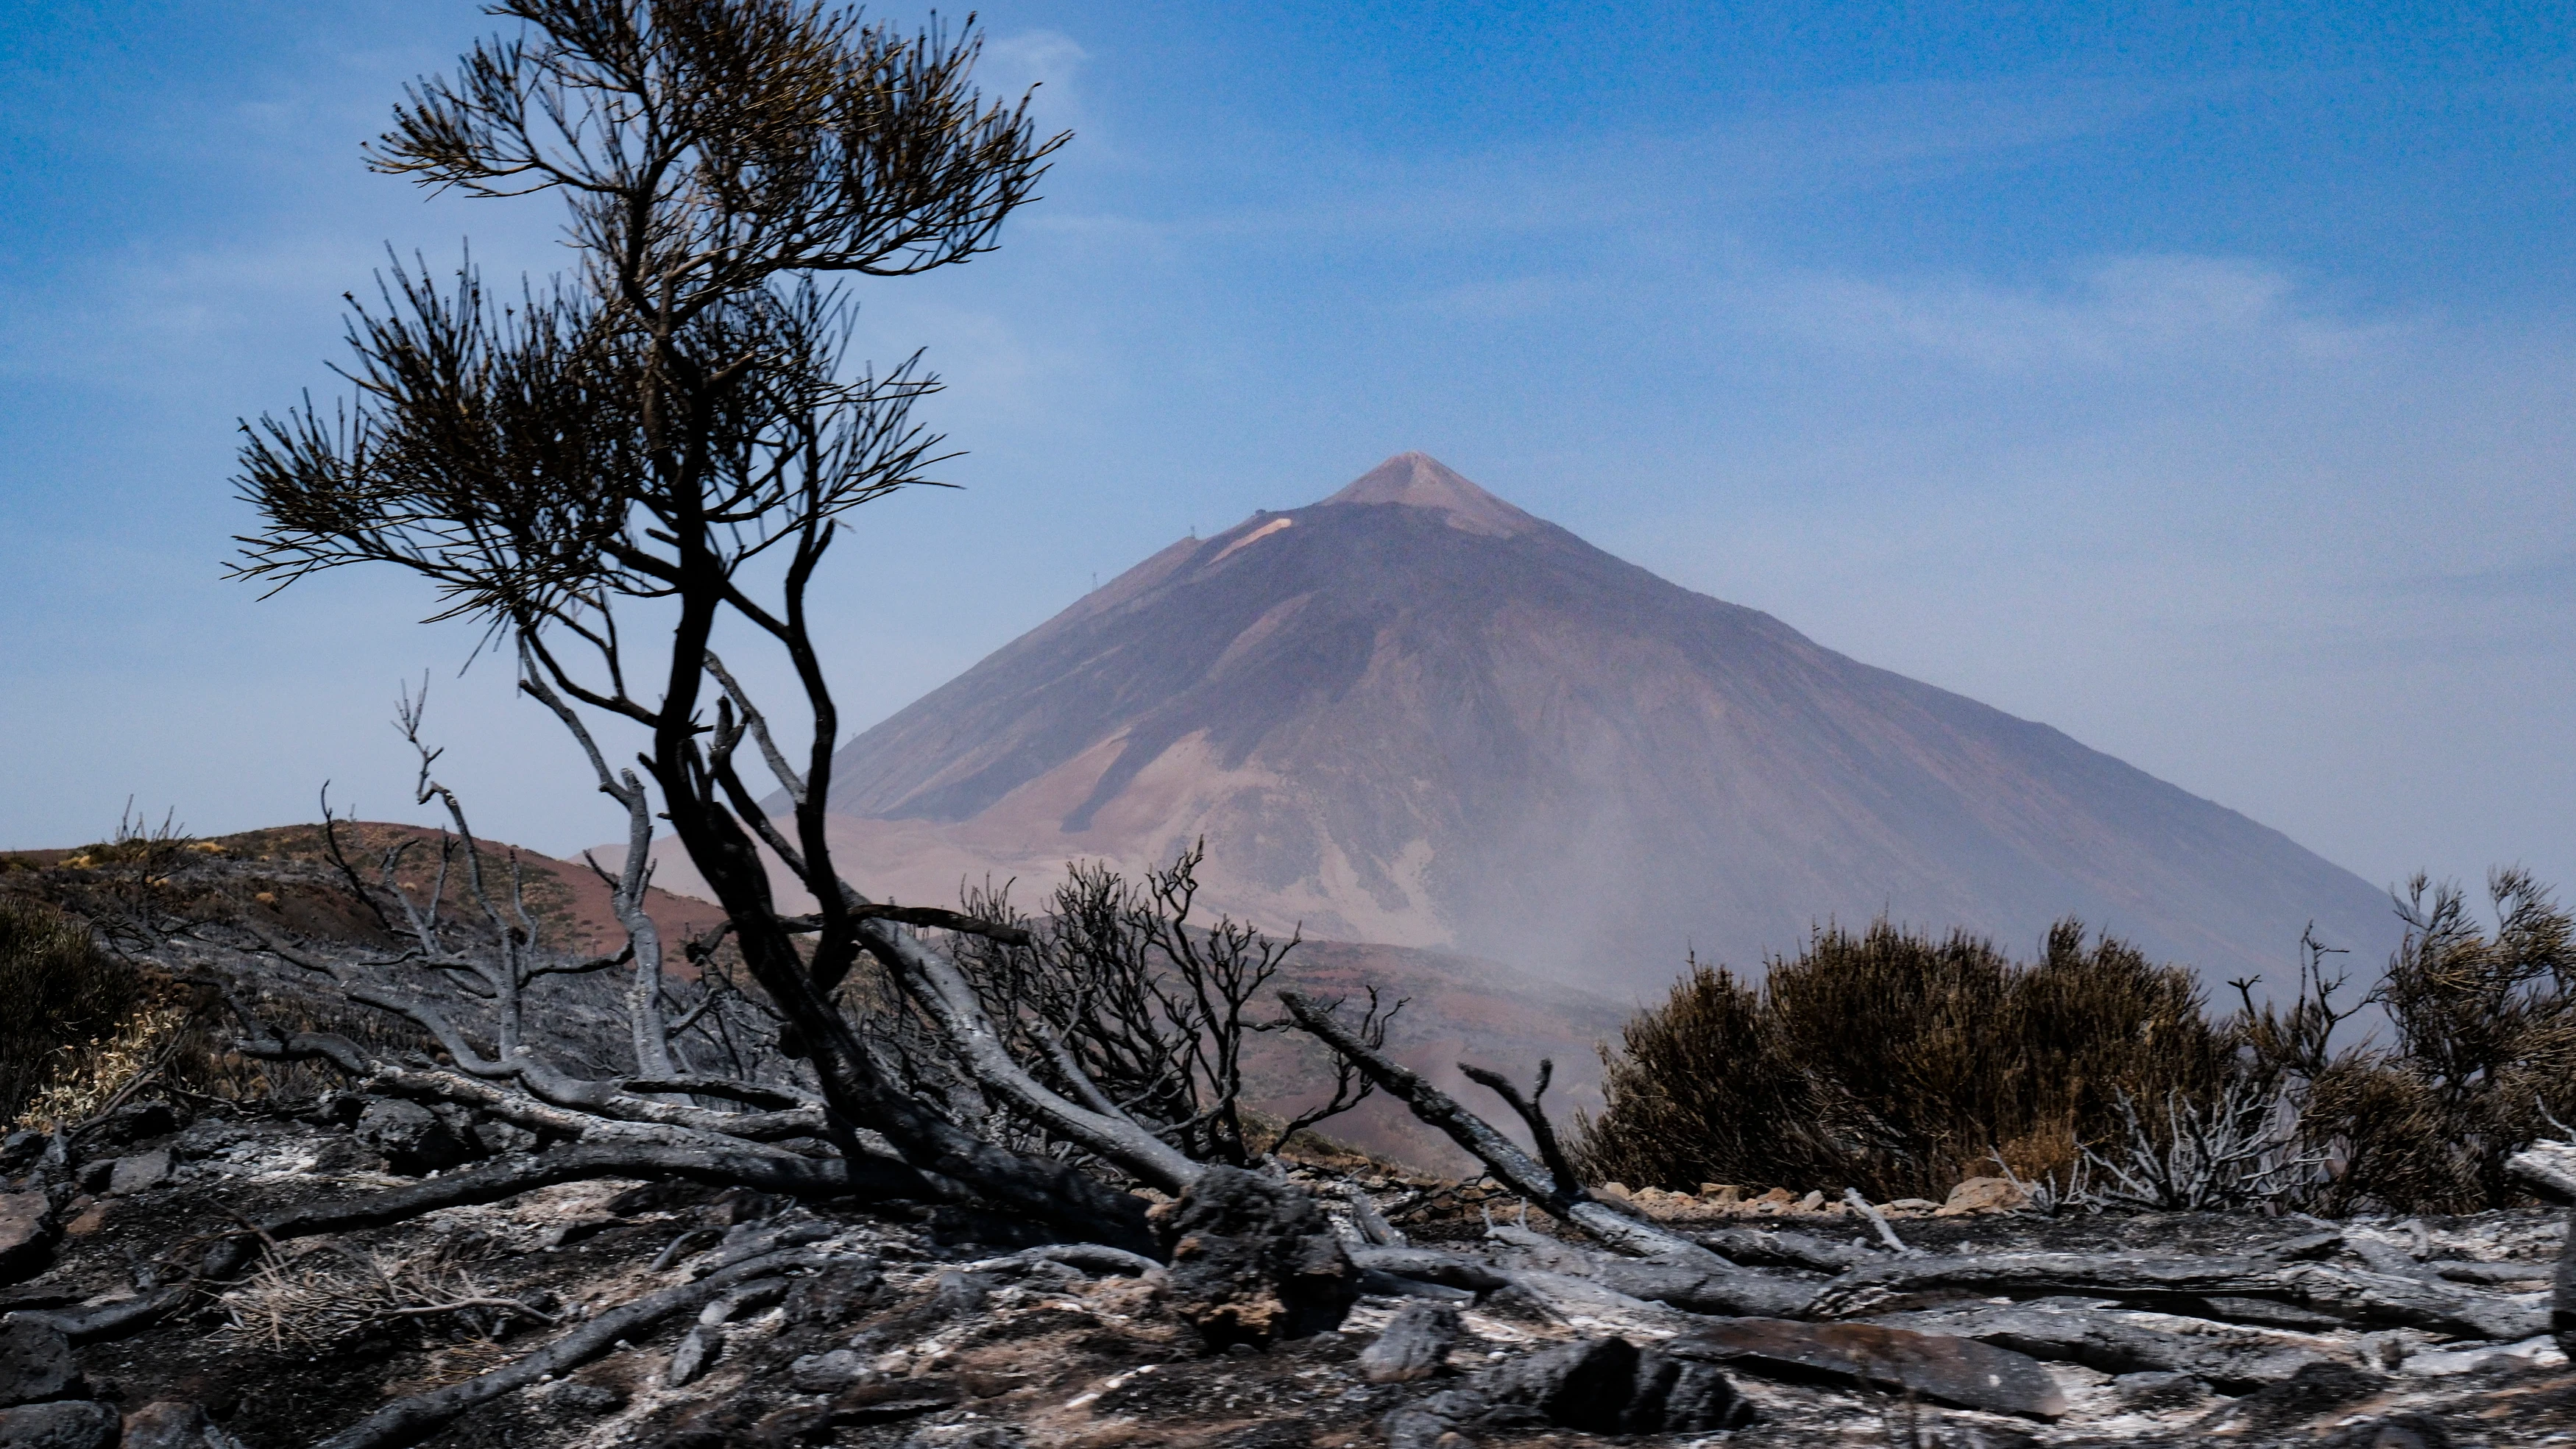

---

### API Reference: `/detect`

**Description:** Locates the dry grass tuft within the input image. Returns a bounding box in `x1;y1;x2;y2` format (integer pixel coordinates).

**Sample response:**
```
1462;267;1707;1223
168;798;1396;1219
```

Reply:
14;1002;191;1131
219;1240;555;1351
0;896;152;1128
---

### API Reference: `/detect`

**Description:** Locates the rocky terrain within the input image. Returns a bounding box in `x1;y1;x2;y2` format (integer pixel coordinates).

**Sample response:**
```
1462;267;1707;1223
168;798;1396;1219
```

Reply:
6;1097;2576;1448
7;838;2576;1448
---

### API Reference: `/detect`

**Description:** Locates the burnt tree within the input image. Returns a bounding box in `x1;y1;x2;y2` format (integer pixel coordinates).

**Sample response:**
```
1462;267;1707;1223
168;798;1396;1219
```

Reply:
228;0;1267;1253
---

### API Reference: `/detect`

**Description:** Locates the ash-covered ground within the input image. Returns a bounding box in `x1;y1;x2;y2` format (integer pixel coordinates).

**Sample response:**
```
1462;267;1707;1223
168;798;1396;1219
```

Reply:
5;842;2575;1448
5;1097;2575;1448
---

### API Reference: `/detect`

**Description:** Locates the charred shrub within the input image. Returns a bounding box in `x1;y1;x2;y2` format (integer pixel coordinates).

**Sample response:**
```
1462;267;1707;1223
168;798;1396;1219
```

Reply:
942;843;1393;1169
1574;918;2226;1202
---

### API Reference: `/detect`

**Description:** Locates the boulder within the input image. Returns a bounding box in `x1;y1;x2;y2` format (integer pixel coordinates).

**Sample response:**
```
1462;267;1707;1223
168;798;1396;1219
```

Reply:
1158;1166;1357;1347
91;1102;175;1149
0;1197;57;1286
121;1401;250;1449
1480;1337;1642;1434
105;1149;171;1197
1624;1348;1755;1434
2318;1412;2452;1449
1936;1177;2031;1217
1359;1303;1459;1384
469;1118;539;1155
0;1322;79;1408
0;1400;118;1449
787;1349;869;1395
0;1136;42;1178
545;1383;627;1414
353;1099;472;1175
1443;1336;1752;1436
1381;1388;1486;1449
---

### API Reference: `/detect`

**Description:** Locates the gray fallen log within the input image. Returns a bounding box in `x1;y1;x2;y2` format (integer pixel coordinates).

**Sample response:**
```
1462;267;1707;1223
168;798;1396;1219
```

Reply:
1346;1246;1510;1293
199;1142;933;1280
2508;1141;2576;1204
1590;1258;1821;1319
1493;1269;1704;1334
1671;1317;2067;1419
8;1285;193;1345
1807;1250;2544;1339
2429;1261;2555;1286
1347;1241;1815;1319
2161;1296;2352;1331
959;1244;1162;1279
1345;1185;1407;1247
1867;1297;2330;1392
1696;1224;1883;1273
1356;1270;1477;1304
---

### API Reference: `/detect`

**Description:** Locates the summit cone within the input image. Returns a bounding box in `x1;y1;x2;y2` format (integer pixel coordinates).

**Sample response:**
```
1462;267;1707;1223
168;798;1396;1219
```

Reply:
732;455;2396;988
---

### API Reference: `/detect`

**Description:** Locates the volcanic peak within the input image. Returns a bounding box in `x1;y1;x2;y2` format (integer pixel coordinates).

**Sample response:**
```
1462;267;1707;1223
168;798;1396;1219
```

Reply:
1315;451;1540;537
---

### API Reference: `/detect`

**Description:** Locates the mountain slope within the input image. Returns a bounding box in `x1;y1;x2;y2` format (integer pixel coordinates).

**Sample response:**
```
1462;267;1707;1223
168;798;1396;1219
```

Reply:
813;453;2399;990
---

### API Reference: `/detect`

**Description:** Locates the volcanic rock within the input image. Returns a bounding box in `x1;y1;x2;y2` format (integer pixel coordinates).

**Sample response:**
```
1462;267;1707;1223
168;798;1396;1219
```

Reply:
1158;1166;1358;1347
0;1322;78;1409
1359;1303;1459;1383
118;1401;247;1449
103;1151;170;1197
0;1198;54;1286
1938;1176;2032;1216
0;1400;117;1449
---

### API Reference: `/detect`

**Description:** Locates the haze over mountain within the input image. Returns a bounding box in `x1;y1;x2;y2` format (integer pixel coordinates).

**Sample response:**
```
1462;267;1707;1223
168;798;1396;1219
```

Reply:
788;453;2399;991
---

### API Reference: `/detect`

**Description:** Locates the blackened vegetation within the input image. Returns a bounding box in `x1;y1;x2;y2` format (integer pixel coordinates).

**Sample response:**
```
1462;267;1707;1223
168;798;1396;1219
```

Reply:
1579;876;2576;1217
946;846;1398;1170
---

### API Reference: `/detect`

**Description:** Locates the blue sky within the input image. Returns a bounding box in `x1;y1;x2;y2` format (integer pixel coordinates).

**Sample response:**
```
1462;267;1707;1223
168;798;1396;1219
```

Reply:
4;1;2572;952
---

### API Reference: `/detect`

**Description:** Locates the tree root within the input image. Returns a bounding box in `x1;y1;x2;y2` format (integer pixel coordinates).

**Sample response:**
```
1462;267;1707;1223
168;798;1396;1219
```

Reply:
10;1283;194;1343
200;1141;942;1280
311;1245;828;1449
1806;1250;2547;1339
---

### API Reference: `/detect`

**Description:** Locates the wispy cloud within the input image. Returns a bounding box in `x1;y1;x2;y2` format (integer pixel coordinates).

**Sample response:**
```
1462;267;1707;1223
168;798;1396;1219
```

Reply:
1746;255;2396;370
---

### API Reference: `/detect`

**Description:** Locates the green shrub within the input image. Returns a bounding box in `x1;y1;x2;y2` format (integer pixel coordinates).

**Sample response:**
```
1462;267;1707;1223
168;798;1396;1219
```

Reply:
2285;871;2576;1214
1573;918;2226;1201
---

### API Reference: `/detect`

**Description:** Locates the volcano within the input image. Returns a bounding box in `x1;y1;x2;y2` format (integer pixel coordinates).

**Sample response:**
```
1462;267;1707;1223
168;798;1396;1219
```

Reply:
793;453;2395;991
